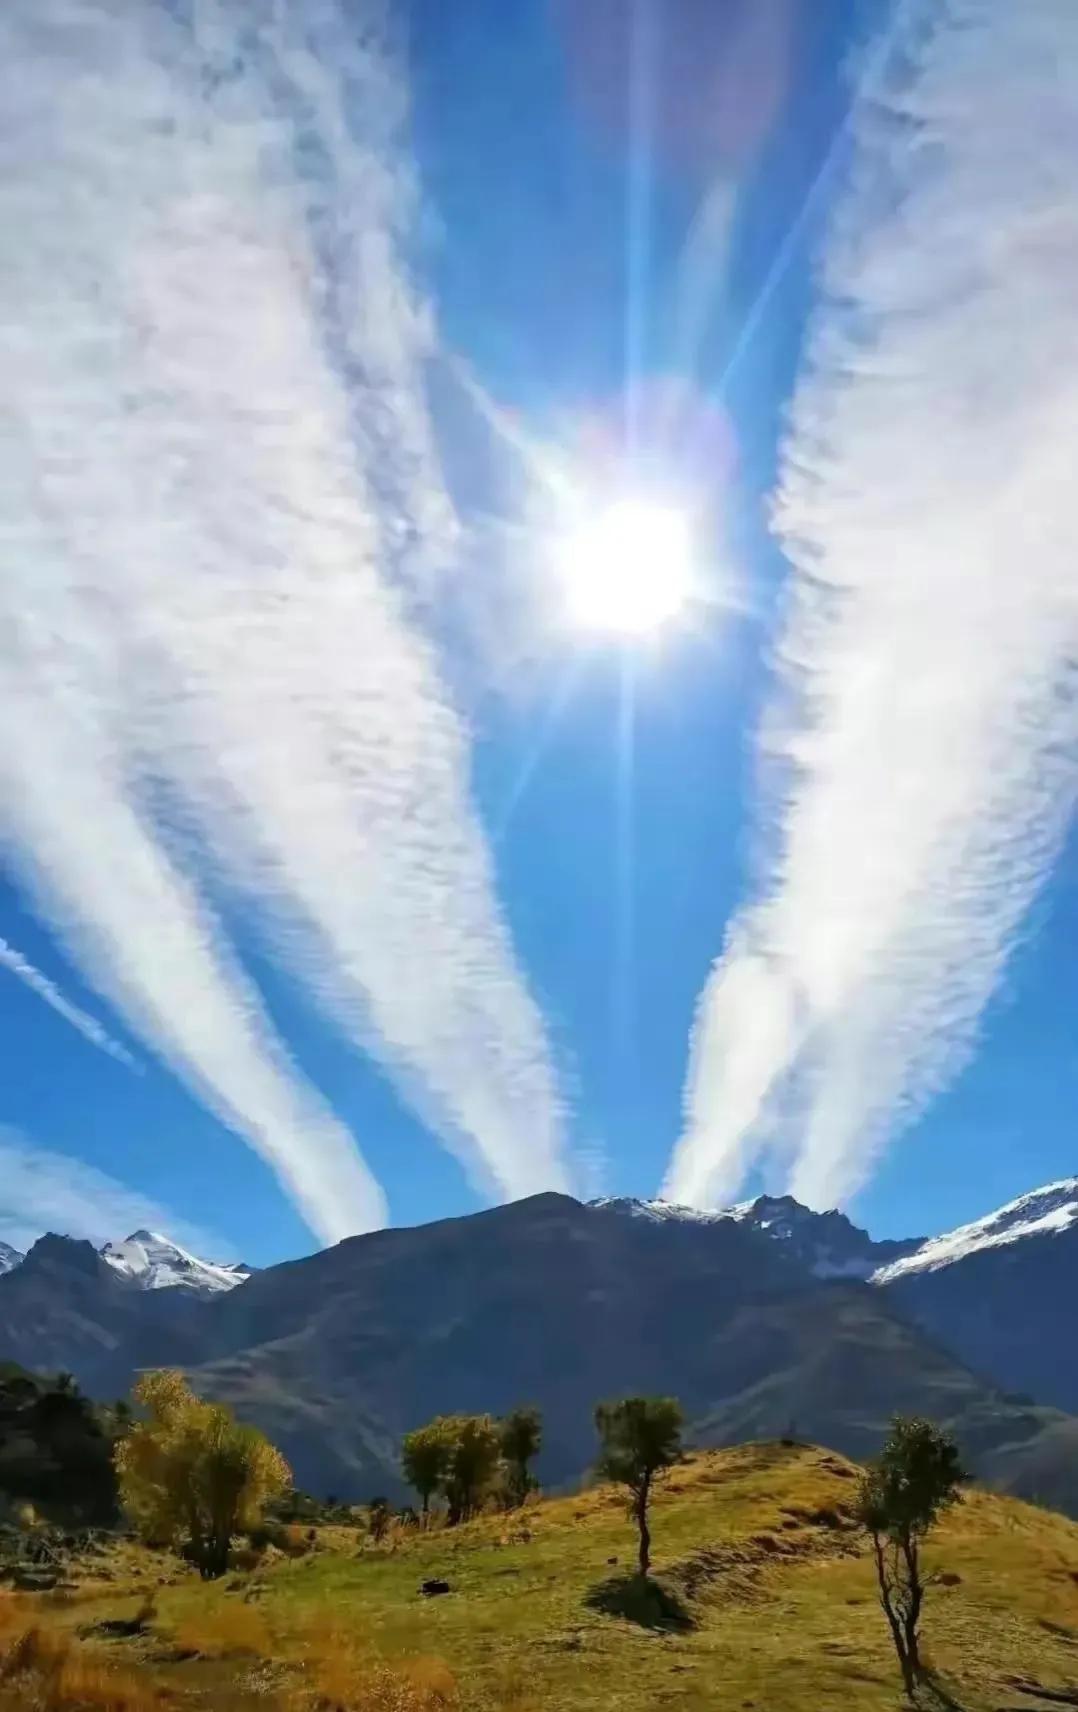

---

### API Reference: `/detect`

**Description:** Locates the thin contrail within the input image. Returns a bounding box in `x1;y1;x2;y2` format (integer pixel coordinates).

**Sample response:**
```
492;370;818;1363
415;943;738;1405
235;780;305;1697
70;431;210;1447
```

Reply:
0;938;137;1070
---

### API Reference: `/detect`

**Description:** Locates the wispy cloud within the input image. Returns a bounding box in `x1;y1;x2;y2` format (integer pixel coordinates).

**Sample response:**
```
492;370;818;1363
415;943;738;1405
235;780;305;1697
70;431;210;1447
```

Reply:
666;0;1078;1211
0;1;569;1225
0;937;138;1070
0;1129;226;1258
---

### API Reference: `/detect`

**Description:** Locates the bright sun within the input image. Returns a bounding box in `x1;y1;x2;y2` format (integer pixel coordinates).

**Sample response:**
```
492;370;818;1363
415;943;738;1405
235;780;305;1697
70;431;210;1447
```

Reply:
556;497;695;635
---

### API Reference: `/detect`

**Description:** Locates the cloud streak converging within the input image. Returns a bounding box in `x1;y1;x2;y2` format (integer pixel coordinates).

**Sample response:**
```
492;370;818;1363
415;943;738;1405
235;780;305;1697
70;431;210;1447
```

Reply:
0;0;569;1233
0;938;137;1070
667;0;1078;1211
0;1129;226;1259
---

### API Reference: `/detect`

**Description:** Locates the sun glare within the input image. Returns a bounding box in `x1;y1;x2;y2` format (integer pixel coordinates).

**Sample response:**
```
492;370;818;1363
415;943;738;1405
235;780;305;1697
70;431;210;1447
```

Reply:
557;498;695;635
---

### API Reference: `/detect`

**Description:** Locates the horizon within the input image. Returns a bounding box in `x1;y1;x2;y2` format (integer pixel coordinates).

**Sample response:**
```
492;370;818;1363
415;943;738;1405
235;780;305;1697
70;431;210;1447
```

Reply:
10;1173;1078;1272
2;0;1076;1269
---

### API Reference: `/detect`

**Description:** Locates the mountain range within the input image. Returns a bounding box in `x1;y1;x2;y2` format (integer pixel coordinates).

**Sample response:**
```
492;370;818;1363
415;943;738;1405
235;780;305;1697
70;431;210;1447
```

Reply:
0;1229;251;1295
0;1178;1075;1511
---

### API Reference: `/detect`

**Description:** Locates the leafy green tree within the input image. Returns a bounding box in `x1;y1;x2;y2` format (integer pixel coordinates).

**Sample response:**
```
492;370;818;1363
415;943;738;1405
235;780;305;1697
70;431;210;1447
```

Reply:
401;1419;455;1520
855;1417;968;1698
595;1397;683;1577
115;1370;291;1579
498;1407;542;1507
443;1415;501;1526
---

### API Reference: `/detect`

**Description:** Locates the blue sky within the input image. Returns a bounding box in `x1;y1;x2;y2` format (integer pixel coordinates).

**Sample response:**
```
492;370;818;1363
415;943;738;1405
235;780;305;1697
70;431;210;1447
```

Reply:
1;0;1076;1266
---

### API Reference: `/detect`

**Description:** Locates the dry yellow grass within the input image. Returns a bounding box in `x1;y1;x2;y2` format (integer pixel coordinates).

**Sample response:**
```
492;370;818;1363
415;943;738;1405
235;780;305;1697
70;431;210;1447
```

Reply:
6;1444;1078;1710
170;1597;273;1659
0;1603;162;1711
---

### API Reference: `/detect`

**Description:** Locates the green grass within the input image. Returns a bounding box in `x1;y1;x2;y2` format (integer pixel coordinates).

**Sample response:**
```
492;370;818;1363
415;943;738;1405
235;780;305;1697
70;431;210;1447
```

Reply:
8;1442;1078;1710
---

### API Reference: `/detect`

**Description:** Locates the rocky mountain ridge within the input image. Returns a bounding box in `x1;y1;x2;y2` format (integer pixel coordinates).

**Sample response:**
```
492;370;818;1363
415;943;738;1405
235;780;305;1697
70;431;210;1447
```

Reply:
0;1228;251;1298
1;1179;1076;1512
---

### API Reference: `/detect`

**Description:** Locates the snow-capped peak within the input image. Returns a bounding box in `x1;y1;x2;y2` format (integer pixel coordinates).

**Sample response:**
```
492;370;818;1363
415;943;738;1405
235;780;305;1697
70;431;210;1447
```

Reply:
591;1192;919;1279
100;1230;251;1296
590;1196;731;1226
872;1178;1078;1284
0;1241;24;1278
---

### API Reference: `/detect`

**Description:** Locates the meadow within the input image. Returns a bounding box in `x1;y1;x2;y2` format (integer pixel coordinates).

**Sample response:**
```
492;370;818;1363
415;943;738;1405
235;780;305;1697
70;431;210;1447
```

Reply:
3;1442;1078;1711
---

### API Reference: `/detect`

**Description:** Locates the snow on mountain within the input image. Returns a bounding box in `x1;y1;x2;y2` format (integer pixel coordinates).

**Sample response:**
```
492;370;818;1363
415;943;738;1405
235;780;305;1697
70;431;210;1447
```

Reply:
592;1192;918;1279
872;1179;1078;1284
590;1196;730;1226
100;1230;251;1296
0;1242;24;1277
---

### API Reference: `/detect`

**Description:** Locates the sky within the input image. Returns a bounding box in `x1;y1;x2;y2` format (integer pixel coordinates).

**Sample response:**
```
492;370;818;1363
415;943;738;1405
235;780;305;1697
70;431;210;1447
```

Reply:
1;0;1076;1267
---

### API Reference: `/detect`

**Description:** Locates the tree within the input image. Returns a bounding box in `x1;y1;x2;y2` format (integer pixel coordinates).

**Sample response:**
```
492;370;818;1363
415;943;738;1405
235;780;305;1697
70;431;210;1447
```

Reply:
855;1416;968;1698
115;1371;291;1579
498;1407;542;1508
442;1415;501;1526
401;1419;455;1521
595;1397;683;1577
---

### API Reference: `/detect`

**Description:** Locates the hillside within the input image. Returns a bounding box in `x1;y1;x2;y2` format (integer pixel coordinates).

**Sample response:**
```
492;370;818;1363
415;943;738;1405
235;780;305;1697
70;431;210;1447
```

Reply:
4;1442;1078;1710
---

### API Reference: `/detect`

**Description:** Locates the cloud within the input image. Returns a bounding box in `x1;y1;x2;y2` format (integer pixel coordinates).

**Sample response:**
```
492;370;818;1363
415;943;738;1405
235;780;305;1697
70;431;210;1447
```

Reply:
666;0;1078;1211
0;1129;227;1258
0;937;138;1070
0;1;569;1222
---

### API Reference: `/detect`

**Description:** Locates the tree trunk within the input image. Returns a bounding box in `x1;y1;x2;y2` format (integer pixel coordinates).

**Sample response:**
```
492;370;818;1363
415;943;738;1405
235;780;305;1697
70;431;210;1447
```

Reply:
900;1535;924;1690
200;1530;231;1581
636;1477;652;1578
872;1532;916;1699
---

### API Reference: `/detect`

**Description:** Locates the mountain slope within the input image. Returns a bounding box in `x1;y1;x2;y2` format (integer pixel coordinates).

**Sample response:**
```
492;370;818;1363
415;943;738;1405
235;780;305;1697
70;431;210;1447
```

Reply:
877;1179;1078;1415
0;1243;22;1278
185;1193;1078;1510
19;1440;1078;1712
0;1234;215;1395
602;1180;1078;1418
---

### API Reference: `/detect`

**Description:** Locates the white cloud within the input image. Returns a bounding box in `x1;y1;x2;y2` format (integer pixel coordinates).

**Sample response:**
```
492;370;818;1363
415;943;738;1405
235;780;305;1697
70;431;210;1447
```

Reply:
0;0;569;1223
0;937;137;1070
666;0;1078;1211
0;1128;226;1258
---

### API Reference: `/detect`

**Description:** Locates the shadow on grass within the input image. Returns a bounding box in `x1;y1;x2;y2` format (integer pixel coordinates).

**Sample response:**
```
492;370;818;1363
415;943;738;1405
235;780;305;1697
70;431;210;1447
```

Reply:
584;1573;696;1633
915;1671;969;1711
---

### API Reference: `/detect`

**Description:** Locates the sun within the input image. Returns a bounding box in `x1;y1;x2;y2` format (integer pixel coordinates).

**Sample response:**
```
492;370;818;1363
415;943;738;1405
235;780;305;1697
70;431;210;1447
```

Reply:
556;497;695;635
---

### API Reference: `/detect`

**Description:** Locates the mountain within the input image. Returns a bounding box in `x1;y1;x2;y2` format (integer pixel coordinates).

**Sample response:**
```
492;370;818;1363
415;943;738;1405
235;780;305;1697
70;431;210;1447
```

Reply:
0;1242;23;1277
600;1183;1078;1416
0;1234;216;1397
596;1194;923;1278
100;1230;252;1296
2;1186;1077;1514
0;1228;251;1300
875;1178;1078;1415
182;1193;1078;1511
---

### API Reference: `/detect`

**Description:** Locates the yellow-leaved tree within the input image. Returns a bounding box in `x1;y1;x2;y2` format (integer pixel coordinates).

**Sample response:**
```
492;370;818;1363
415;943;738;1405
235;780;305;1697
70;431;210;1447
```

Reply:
114;1370;291;1579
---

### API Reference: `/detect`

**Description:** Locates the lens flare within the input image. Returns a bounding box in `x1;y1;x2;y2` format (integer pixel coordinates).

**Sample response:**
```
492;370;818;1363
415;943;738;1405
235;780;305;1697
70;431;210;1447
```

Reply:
557;498;694;634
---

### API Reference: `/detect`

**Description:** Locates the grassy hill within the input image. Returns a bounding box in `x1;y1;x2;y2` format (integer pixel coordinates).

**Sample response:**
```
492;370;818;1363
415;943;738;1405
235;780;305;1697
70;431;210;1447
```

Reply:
3;1441;1078;1709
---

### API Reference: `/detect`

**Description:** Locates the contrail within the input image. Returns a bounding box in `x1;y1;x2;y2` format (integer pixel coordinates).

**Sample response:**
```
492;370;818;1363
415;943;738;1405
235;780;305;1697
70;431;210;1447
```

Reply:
0;0;570;1217
0;938;137;1070
667;0;1078;1211
0;1128;227;1259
